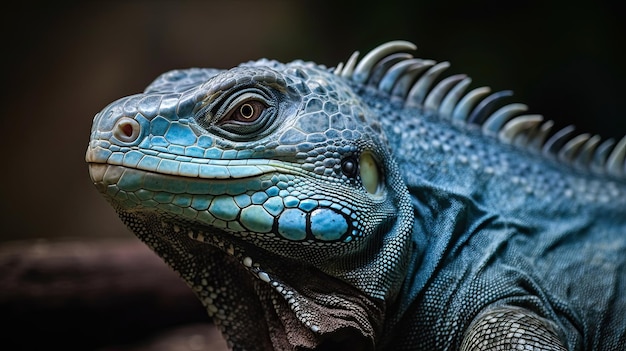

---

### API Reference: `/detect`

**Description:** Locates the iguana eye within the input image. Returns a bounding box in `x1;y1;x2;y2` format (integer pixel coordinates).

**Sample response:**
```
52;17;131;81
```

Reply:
223;100;266;123
208;90;278;139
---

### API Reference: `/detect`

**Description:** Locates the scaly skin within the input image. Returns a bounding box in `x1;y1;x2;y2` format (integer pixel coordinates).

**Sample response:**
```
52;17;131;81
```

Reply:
86;41;626;350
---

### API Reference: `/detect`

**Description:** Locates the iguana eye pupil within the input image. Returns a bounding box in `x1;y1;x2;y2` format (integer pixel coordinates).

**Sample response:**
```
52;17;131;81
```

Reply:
240;103;254;118
228;100;266;122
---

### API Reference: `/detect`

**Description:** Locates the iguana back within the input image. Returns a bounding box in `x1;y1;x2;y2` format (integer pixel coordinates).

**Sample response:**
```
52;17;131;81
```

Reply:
86;41;626;350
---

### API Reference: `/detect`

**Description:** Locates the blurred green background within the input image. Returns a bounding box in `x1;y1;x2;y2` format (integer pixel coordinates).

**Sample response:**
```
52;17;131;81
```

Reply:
1;0;625;243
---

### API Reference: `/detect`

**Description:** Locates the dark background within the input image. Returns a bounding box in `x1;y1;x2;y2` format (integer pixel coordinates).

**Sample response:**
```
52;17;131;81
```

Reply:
0;0;624;349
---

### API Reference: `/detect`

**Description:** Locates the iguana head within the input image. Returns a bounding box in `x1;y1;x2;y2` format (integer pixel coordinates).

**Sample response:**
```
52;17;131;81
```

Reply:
86;42;414;350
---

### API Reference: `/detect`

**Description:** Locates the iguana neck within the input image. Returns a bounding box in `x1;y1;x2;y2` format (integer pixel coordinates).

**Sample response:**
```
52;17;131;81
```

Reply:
369;96;626;217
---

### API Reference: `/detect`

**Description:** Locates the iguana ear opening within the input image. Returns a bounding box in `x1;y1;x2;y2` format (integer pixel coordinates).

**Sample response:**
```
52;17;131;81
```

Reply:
360;151;382;196
340;150;383;196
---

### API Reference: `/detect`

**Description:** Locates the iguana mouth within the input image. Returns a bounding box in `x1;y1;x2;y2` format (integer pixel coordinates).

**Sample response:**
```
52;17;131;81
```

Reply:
86;162;271;195
86;145;281;181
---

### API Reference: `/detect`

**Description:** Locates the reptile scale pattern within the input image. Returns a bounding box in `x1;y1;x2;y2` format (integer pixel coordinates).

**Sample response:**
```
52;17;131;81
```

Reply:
87;41;626;350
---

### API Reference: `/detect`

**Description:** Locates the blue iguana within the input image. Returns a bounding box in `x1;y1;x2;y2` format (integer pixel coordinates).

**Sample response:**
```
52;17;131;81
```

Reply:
86;41;626;350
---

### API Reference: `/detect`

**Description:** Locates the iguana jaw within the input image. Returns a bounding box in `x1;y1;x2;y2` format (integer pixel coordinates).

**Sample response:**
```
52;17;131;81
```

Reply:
88;161;387;349
88;139;416;302
111;204;384;351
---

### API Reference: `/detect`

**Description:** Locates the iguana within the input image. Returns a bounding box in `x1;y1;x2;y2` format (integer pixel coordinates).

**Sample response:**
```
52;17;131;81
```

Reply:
86;41;626;350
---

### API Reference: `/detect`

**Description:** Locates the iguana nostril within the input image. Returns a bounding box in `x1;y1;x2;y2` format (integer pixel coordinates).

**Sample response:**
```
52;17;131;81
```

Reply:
113;117;140;143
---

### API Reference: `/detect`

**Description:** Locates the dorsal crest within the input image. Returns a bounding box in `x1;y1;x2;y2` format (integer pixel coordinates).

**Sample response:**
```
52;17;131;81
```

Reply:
335;40;626;180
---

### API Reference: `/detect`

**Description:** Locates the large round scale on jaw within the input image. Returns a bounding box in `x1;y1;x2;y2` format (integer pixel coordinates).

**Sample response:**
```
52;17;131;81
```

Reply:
359;151;381;195
309;208;349;241
277;208;308;240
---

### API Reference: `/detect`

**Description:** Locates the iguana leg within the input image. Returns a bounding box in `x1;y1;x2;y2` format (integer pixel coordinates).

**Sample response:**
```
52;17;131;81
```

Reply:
461;306;567;351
